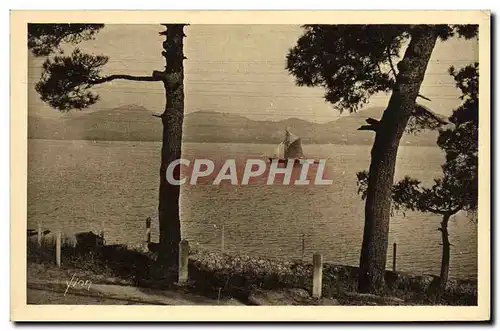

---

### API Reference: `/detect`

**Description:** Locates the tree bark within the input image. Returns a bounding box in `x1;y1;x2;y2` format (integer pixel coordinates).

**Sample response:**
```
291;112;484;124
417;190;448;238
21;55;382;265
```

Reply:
158;24;187;264
358;26;439;294
438;213;451;298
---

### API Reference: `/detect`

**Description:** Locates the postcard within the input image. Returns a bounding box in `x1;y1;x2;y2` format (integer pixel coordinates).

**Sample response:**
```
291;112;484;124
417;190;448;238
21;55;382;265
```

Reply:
10;10;490;322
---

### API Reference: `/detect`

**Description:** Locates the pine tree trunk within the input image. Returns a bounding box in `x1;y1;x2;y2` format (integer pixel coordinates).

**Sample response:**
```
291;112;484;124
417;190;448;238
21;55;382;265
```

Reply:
158;24;186;264
438;213;451;298
358;26;438;294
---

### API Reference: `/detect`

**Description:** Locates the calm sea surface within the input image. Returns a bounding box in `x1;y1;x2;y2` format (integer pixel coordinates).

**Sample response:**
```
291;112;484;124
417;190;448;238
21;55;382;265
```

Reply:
27;139;477;279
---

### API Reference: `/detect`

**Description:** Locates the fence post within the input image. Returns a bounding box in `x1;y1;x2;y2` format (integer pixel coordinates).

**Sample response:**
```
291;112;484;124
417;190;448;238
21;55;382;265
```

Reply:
301;234;305;262
100;219;105;242
56;230;61;268
221;221;225;253
392;242;397;272
146;217;151;243
312;252;323;298
178;239;189;285
37;221;42;247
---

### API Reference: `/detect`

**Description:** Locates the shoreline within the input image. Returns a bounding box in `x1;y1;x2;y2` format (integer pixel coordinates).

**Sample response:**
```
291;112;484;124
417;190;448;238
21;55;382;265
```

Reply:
26;224;478;281
27;137;441;147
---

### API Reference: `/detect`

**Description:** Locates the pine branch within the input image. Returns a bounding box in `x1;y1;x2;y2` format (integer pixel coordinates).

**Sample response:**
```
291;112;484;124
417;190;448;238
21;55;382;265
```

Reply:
358;118;380;132
425;206;446;215
450;205;464;215
386;46;398;80
417;94;432;101
365;118;380;126
358;125;377;132
89;74;163;85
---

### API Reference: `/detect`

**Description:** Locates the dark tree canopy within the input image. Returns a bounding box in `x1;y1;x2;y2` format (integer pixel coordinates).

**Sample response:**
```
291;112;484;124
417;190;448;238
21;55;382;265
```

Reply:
286;24;478;132
286;25;409;112
36;49;109;110
437;63;479;213
446;62;479;127
29;24;163;111
28;23;104;56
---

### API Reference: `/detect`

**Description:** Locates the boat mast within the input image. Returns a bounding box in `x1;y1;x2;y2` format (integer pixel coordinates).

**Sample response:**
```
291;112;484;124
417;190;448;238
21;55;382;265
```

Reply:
284;127;290;158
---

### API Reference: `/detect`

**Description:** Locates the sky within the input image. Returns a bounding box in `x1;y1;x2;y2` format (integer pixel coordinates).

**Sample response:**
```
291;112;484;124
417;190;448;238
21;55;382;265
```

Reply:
28;24;479;124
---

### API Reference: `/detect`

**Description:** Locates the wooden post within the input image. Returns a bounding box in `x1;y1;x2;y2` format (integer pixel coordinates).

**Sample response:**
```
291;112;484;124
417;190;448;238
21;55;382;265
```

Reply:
101;218;105;240
392;242;397;272
178;239;189;285
146;217;152;243
221;221;225;253
37;221;42;247
312;252;323;298
301;234;305;262
56;230;61;268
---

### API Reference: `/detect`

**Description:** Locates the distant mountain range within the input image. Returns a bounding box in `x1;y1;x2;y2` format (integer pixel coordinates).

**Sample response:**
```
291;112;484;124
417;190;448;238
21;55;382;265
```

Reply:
28;104;443;146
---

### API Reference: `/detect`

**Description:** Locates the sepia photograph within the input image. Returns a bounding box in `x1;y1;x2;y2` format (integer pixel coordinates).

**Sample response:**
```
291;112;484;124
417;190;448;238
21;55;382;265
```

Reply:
10;10;490;322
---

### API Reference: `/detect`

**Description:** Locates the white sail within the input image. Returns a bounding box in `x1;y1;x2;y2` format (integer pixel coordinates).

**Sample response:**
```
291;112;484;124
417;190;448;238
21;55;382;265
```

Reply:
274;142;285;158
270;128;304;159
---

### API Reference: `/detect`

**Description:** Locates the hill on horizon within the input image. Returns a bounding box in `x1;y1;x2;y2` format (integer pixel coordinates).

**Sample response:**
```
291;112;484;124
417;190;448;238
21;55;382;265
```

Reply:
28;104;442;146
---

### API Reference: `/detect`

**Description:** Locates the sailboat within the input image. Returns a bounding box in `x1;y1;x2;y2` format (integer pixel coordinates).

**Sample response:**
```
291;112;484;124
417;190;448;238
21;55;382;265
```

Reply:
268;128;320;165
